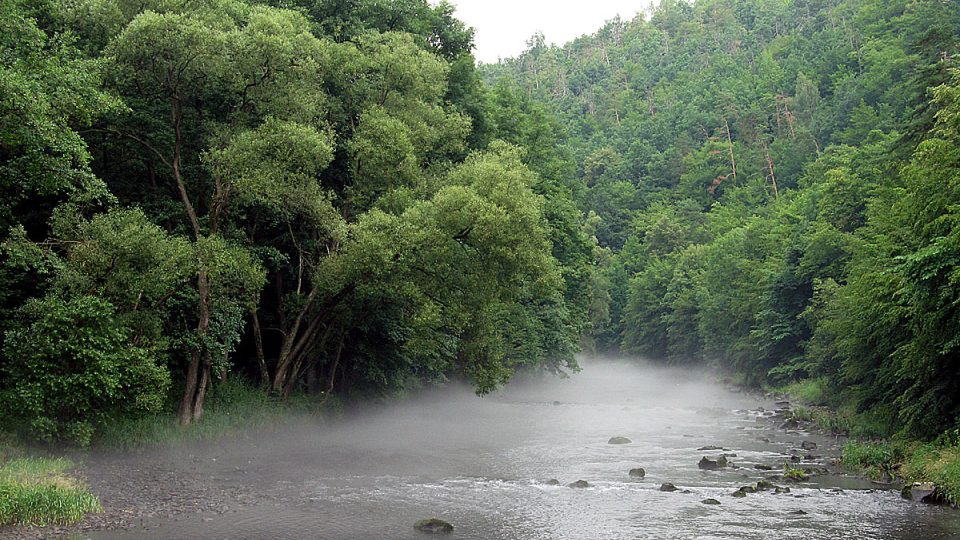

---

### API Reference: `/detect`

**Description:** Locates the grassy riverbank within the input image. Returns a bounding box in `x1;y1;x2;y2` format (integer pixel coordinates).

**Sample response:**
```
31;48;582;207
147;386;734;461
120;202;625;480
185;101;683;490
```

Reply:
0;379;337;527
0;445;100;527
774;379;960;506
94;378;337;450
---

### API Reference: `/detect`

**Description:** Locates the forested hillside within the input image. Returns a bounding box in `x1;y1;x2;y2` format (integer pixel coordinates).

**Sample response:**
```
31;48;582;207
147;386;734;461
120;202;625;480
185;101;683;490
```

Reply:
485;0;960;439
0;0;597;443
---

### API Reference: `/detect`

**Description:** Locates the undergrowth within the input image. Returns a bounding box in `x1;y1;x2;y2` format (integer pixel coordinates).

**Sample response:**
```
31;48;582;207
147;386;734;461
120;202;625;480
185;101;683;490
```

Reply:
95;378;339;449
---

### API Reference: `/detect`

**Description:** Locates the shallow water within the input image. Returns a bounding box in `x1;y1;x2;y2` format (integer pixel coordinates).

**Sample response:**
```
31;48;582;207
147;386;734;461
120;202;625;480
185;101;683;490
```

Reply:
85;359;960;539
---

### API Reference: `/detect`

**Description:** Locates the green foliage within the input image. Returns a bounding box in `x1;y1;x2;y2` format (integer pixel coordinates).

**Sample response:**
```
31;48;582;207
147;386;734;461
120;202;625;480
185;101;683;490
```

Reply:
782;464;809;482
0;457;101;526
1;295;170;445
484;0;960;441
777;379;828;405
96;378;330;449
841;441;904;479
903;433;960;504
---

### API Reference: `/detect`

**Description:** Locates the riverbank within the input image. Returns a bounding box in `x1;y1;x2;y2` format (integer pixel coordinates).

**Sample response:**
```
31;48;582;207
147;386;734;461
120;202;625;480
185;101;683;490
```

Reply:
0;379;338;537
772;379;960;507
0;448;100;529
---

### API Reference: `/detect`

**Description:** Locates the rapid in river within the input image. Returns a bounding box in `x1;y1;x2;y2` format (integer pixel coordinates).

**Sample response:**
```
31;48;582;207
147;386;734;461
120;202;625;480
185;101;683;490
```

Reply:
83;358;960;539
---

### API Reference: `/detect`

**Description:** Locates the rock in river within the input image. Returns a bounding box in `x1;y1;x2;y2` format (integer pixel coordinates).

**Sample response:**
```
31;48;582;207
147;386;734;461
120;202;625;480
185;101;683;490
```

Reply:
659;483;679;492
698;456;729;470
629;468;646;478
801;441;817;450
779;419;800;430
608;436;632;444
414;518;453;534
544;479;560;485
568;480;590;488
702;498;721;505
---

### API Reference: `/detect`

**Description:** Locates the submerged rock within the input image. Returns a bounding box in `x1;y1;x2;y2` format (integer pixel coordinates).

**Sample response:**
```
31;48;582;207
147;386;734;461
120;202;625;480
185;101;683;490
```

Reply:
659;483;678;492
775;486;792;494
731;489;748;498
544;479;560;486
738;485;757;494
791;510;808;515
414;518;453;534
628;468;646;478
697;445;724;451
702;498;721;505
568;480;590;489
754;464;774;471
801;441;817;450
608;436;632;444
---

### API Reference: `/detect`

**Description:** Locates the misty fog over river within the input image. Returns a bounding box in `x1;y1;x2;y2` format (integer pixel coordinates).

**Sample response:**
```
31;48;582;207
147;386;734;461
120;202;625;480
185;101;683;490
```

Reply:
83;359;960;540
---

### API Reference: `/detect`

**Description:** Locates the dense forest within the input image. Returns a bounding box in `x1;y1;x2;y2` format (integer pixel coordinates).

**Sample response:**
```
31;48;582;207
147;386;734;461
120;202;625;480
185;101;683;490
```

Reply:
2;0;960;452
0;0;596;443
486;0;960;440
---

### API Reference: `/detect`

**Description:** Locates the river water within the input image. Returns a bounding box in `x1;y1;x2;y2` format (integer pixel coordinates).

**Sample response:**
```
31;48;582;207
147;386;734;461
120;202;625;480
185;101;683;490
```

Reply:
87;359;960;539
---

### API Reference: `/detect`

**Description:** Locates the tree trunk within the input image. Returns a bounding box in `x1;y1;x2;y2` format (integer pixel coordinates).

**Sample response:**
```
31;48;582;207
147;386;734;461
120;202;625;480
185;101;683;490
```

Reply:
251;308;269;386
193;361;210;422
179;269;212;426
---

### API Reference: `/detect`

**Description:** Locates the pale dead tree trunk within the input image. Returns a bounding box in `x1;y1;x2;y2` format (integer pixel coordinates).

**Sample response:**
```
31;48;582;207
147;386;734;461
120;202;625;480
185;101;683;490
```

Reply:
764;143;779;200
725;118;737;178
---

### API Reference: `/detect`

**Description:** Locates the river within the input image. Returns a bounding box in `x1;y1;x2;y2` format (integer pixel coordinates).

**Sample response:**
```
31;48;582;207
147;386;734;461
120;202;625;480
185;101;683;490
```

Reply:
81;358;960;539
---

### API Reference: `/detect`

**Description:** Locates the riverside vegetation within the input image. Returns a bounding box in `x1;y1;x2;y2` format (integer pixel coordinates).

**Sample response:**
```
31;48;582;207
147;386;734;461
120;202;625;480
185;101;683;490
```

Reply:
1;0;959;527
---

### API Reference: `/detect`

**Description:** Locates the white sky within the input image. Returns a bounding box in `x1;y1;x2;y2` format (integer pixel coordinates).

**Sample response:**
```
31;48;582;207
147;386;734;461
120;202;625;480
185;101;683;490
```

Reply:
440;0;650;63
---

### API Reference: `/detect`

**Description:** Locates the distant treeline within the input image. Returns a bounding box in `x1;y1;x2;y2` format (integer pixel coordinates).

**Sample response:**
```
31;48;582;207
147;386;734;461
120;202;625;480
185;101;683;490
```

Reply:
485;0;960;439
0;0;598;444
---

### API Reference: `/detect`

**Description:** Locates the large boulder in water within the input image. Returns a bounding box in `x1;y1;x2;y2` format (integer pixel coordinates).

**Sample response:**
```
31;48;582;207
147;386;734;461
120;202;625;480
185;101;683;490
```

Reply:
608;436;632;444
629;468;646;478
568;480;590;488
414;518;453;534
698;456;728;470
659;482;678;492
907;482;945;504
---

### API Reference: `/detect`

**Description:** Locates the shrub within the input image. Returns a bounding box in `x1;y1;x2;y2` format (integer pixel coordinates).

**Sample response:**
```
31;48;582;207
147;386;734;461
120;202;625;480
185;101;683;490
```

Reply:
1;295;170;445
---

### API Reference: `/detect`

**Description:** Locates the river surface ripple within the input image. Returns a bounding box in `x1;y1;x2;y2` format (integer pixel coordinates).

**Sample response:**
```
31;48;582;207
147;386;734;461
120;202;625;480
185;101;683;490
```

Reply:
87;359;960;539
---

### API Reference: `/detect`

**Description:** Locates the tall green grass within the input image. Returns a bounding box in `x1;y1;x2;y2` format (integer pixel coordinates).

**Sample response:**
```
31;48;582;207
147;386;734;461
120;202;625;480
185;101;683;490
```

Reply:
841;441;904;479
96;378;338;449
777;378;828;405
902;431;960;504
0;457;101;526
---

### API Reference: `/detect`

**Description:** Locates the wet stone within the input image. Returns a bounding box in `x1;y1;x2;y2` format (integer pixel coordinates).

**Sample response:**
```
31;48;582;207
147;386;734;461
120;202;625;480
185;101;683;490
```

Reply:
414;518;454;534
